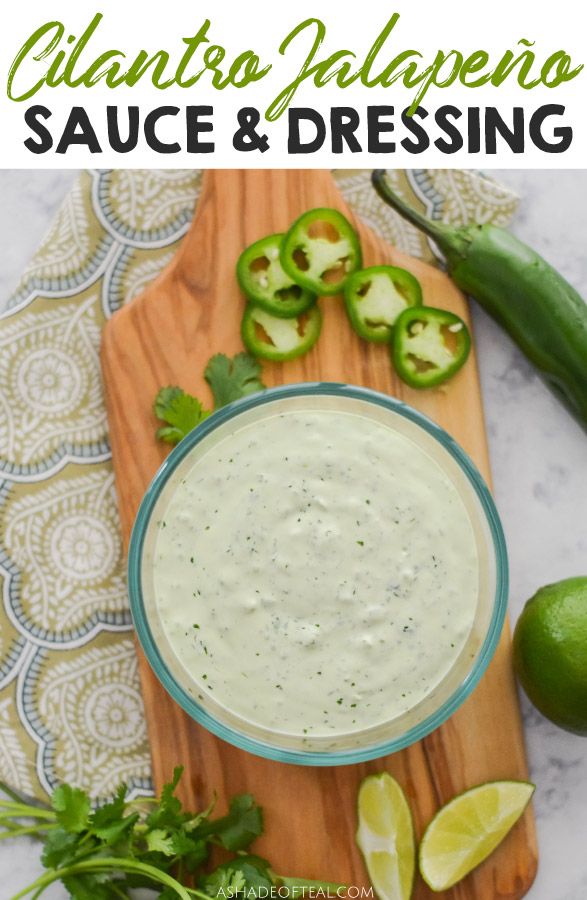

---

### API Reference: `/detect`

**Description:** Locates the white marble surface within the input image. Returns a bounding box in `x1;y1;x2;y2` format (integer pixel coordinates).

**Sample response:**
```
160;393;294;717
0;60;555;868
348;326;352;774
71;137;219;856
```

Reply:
0;169;585;898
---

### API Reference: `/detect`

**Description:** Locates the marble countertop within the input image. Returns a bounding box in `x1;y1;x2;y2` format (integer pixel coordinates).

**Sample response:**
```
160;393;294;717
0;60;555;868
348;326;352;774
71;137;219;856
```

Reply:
0;169;585;899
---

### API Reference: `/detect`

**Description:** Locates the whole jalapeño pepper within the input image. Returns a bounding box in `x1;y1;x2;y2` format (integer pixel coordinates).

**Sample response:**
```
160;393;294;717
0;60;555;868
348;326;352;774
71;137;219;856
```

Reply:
373;170;587;431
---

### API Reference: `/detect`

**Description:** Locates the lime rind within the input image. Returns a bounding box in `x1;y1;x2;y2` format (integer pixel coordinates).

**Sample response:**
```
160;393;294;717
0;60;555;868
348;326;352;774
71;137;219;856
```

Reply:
513;577;587;735
418;780;535;892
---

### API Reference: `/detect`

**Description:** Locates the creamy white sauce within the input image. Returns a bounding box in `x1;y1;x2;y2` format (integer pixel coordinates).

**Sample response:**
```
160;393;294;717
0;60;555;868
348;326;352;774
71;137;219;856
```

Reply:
152;409;478;738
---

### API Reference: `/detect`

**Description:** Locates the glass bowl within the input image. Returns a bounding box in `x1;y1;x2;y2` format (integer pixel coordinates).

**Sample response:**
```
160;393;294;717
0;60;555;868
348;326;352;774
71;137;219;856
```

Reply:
128;383;508;766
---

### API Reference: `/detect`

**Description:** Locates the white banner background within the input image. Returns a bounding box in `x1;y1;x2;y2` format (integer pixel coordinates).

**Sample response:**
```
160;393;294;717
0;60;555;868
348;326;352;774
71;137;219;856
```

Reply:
0;0;585;167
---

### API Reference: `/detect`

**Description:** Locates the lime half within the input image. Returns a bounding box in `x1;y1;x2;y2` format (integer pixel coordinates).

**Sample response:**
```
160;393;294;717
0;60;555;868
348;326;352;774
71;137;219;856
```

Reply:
419;780;535;892
356;772;415;900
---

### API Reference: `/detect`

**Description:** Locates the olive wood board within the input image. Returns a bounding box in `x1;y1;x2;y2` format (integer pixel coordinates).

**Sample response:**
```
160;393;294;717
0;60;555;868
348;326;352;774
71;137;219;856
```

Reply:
101;169;538;898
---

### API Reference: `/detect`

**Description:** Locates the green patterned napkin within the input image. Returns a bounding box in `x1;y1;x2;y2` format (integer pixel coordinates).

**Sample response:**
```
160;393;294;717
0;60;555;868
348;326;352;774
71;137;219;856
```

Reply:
0;169;518;802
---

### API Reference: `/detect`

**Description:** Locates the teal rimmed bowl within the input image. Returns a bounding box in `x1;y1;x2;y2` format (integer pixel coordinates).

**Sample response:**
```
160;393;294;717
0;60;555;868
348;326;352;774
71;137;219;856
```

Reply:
128;383;508;766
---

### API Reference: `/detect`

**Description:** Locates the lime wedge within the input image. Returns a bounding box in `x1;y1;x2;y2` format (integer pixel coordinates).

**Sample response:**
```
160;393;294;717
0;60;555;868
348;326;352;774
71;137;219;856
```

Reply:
356;772;415;900
419;780;535;891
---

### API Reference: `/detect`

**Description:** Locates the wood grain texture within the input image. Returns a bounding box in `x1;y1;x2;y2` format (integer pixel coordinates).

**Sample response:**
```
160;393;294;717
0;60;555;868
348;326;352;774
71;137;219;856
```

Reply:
101;170;538;898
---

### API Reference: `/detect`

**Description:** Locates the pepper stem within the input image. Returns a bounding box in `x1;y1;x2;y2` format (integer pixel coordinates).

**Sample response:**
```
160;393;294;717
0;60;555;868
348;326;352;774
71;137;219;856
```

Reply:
371;170;469;262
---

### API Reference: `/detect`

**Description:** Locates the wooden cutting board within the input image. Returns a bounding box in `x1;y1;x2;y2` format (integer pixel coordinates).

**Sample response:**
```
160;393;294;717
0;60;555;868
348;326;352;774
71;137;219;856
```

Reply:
101;170;538;898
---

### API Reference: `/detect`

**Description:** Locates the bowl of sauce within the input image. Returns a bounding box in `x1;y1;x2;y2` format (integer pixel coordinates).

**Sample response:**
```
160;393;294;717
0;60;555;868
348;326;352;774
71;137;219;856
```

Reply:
128;383;507;765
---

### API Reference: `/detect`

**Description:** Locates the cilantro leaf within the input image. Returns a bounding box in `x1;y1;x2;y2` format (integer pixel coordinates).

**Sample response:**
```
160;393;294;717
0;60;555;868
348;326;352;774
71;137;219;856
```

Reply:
161;765;184;804
146;828;176;856
154;353;266;446
6;767;340;900
145;766;186;829
204;353;266;409
202;866;247;898
89;784;140;845
154;385;182;421
154;386;211;444
195;793;263;852
61;873;118;900
178;840;209;873
169;828;207;863
92;812;139;846
141;769;208;873
185;795;216;832
51;784;91;834
202;856;272;898
90;784;127;829
41;827;82;869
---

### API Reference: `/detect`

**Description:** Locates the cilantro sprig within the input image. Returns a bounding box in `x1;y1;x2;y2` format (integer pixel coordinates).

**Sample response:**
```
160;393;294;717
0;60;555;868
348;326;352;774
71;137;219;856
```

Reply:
1;769;341;899
154;353;266;445
204;353;265;409
154;388;210;445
